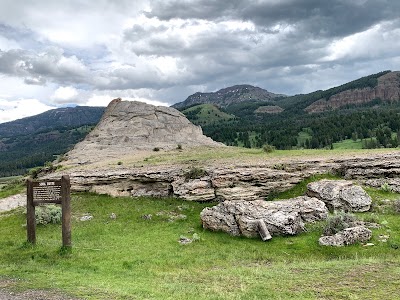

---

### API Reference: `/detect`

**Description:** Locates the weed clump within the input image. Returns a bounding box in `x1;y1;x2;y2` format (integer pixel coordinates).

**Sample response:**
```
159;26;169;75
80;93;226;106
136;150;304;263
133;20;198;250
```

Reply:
35;205;62;225
323;212;357;236
184;167;208;180
262;144;276;153
381;182;392;193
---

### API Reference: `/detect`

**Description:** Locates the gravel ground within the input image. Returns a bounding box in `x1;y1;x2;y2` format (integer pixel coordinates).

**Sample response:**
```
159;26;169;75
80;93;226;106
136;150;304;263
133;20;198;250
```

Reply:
0;194;26;213
0;280;80;300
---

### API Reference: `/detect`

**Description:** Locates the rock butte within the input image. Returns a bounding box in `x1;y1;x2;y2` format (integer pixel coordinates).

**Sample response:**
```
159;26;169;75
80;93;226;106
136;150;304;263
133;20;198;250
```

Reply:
63;98;224;166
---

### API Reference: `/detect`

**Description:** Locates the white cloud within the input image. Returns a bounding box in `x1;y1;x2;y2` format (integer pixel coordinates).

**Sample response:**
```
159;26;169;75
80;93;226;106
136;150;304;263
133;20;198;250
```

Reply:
0;98;55;123
51;86;79;103
85;93;169;107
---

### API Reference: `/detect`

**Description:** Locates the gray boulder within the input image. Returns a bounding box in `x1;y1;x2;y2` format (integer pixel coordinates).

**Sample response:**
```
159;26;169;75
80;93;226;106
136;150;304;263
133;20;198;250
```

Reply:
319;226;372;246
307;180;371;212
200;196;328;240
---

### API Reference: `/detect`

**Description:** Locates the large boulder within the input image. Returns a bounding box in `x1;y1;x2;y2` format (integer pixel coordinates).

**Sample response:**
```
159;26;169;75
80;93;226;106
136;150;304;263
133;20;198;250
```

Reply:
307;180;371;212
319;226;372;246
200;196;328;240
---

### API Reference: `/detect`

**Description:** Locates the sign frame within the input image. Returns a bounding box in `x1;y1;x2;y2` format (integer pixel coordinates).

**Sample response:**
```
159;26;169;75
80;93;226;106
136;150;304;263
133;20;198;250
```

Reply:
26;175;71;247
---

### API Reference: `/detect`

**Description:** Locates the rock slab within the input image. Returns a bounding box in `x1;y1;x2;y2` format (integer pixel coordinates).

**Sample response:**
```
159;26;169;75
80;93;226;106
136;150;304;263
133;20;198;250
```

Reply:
319;226;372;246
200;196;328;240
307;180;371;212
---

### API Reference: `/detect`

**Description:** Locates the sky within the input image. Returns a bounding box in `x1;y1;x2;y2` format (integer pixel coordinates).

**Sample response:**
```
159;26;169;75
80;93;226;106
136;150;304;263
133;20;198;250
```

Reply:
0;0;399;123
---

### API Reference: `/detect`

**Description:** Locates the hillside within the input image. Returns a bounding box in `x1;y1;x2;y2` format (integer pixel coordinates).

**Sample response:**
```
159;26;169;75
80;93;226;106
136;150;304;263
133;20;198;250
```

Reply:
181;71;400;150
182;104;235;126
0;106;104;177
173;84;285;109
0;106;104;137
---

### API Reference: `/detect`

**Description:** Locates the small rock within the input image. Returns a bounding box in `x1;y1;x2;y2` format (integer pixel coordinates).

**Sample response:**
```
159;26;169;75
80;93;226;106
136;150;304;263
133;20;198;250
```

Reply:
110;213;117;219
363;243;375;247
80;215;93;221
179;236;192;245
142;214;152;220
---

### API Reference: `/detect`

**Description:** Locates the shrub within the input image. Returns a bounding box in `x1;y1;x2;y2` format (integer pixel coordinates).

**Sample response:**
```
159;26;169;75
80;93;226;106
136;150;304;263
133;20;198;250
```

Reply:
177;144;182;150
262;144;276;153
184;167;208;180
381;182;392;193
153;147;160;152
323;212;357;236
35;205;62;225
117;161;123;165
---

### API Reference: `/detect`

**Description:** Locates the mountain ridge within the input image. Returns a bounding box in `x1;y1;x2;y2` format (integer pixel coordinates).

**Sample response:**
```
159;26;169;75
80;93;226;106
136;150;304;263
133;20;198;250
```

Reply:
172;84;285;109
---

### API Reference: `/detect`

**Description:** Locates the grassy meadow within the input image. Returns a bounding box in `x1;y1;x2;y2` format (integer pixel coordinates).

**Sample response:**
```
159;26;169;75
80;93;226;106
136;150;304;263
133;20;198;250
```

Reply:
1;185;400;299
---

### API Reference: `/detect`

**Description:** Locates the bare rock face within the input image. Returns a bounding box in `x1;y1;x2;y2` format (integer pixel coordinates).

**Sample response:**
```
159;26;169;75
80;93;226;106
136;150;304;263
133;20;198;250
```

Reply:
254;105;284;114
65;98;224;164
200;196;328;240
319;226;372;246
305;71;400;113
307;180;372;212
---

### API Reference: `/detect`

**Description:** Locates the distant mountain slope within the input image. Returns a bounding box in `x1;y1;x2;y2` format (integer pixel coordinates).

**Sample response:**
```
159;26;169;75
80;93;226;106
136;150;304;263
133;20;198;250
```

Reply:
173;84;285;109
0;106;105;177
305;71;400;113
182;104;235;126
276;70;398;113
0;106;105;137
181;71;400;151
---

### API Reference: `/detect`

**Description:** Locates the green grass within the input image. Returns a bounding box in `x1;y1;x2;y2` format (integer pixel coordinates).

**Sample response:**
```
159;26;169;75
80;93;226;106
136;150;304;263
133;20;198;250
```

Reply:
0;176;24;199
183;104;234;126
1;190;400;299
333;139;363;149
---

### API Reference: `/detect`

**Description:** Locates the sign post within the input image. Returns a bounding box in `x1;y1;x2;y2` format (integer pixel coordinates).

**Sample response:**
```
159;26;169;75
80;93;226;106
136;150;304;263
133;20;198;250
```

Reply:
26;175;71;247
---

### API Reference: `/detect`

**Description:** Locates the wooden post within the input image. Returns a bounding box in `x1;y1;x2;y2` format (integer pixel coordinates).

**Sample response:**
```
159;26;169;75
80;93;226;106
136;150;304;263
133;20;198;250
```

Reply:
26;179;36;244
61;175;71;248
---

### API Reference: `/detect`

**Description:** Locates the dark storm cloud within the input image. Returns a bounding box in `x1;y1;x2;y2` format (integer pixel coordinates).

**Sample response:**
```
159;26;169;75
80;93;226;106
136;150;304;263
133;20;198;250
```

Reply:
147;0;400;38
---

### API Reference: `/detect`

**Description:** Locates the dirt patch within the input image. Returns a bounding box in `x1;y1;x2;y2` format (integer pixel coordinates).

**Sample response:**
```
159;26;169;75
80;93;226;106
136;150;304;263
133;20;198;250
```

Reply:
0;194;25;213
0;279;80;300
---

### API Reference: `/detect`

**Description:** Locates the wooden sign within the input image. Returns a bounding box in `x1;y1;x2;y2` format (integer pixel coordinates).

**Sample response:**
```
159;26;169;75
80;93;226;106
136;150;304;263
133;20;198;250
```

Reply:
26;175;71;247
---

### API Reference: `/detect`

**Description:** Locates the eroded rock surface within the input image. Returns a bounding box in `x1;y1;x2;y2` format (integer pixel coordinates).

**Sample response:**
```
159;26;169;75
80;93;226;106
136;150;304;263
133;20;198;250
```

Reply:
307;180;372;212
319;226;372;246
64;99;224;165
45;152;400;202
200;196;328;240
305;71;400;113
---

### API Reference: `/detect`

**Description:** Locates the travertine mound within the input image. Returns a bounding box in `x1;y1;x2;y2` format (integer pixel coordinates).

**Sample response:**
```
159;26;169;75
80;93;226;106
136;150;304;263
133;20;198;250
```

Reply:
64;99;224;164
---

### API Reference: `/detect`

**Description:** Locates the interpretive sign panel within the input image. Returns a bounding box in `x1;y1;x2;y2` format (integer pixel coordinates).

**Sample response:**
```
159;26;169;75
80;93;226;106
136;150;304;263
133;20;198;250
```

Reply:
27;175;71;247
33;181;62;204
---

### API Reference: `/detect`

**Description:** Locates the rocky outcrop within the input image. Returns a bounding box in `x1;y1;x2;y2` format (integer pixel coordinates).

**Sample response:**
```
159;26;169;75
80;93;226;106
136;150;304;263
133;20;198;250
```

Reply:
254;105;284;114
200;196;328;240
319;226;372;246
64;99;224;165
305;71;400;113
307;180;372;212
46;152;400;202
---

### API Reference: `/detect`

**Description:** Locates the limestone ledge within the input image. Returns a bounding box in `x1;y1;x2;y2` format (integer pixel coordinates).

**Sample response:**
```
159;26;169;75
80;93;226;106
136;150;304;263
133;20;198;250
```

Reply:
43;152;400;201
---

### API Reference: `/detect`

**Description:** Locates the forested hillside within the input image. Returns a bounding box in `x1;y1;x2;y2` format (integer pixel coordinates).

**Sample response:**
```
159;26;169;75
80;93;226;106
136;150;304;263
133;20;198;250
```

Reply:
0;106;104;177
180;71;400;150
